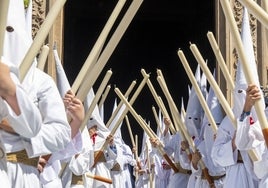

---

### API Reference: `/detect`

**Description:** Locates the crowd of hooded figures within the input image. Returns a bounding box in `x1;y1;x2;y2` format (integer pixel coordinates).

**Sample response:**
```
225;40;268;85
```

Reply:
1;0;268;188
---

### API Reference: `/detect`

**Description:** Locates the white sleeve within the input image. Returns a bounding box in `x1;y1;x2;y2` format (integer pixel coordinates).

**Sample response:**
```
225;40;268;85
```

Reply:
179;148;191;170
211;127;236;167
254;150;268;179
68;129;94;175
236;117;264;151
69;149;94;175
49;131;83;162
3;73;42;138
27;73;71;157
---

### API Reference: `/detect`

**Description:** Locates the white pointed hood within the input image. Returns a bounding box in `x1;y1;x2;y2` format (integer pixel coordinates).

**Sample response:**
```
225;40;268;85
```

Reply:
84;87;98;112
203;69;224;150
233;7;264;118
139;121;152;161
185;65;203;139
204;69;224;123
188;85;191;98
99;102;104;122
3;0;37;85
86;114;110;139
85;88;110;138
109;98;125;145
157;109;164;139
200;65;208;101
4;0;33;67
181;97;186;123
199;67;208;134
54;43;71;98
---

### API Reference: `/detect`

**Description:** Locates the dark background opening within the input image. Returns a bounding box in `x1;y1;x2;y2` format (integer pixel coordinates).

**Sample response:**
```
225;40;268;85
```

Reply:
63;0;215;149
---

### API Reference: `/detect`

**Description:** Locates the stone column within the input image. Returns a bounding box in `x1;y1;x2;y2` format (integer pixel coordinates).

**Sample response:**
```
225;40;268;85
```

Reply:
32;0;64;80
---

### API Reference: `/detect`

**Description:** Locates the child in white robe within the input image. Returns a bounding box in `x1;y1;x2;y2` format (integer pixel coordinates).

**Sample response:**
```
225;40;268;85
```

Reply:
0;1;71;187
235;84;267;188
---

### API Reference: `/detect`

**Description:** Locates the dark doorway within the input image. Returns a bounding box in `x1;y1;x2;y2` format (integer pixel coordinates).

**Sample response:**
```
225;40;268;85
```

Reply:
63;0;215;149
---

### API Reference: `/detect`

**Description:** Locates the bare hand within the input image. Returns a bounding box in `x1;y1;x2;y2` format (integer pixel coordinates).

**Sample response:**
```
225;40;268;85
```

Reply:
132;146;137;154
63;90;75;108
64;90;85;138
149;137;159;148
107;134;114;145
37;156;48;173
0;62;16;99
163;117;171;127
66;97;84;122
181;140;189;151
244;84;262;112
0;119;16;134
192;150;201;169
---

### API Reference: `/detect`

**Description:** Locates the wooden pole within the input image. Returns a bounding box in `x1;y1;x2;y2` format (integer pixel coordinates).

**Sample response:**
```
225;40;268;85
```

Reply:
59;69;112;177
156;71;188;137
140;69;176;134
185;46;259;162
238;0;268;29
157;74;214;186
37;45;50;71
207;31;235;90
80;70;112;132
220;0;268;147
106;80;136;128
135;134;139;182
0;0;9;57
152;106;163;136
86;173;113;184
262;0;268;42
125;115;135;148
156;74;191;159
114;87;179;173
19;0;67;81
135;134;139;160
92;73;148;167
261;0;268;88
98;84;111;109
139;116;164;147
156;69;184;133
180;48;236;126
177;45;217;134
71;0;127;93
75;0;144;102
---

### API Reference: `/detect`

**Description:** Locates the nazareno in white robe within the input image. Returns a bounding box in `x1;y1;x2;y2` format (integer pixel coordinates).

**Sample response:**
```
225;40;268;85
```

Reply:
235;111;268;188
110;143;135;188
211;116;259;188
153;152;172;188
161;132;191;188
0;0;71;187
187;140;226;188
61;128;94;188
86;131;118;188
